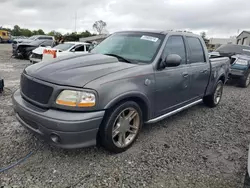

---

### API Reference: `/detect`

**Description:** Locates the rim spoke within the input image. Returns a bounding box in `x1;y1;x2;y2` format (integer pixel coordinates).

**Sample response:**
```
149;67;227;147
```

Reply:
112;129;120;138
127;129;137;134
112;123;121;138
130;124;138;130
118;133;126;146
127;110;137;121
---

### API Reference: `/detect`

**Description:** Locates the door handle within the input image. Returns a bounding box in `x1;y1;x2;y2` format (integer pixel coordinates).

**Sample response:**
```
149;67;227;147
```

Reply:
200;69;208;73
182;73;189;78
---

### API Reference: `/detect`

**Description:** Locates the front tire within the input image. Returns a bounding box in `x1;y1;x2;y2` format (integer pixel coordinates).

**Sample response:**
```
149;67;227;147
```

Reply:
239;70;250;88
25;51;32;60
203;80;224;108
100;101;143;153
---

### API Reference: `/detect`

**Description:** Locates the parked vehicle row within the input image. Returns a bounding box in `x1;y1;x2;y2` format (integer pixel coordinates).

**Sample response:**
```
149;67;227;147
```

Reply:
30;42;91;63
13;40;55;59
12;35;55;58
210;44;250;88
12;30;230;153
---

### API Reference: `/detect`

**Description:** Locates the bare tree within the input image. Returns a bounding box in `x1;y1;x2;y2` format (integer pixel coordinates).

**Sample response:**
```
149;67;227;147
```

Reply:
200;31;207;40
93;20;107;35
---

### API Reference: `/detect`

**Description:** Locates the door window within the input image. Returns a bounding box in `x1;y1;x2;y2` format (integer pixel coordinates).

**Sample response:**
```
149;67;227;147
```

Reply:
163;36;186;64
186;37;205;63
74;45;85;52
40;40;53;47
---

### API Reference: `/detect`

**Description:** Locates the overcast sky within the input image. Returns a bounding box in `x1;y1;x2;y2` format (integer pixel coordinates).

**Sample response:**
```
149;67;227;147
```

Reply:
0;0;249;38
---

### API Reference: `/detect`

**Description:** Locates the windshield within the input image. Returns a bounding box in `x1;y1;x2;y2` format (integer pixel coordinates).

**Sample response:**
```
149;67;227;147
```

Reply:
215;44;250;56
29;40;44;46
92;32;164;63
28;36;38;40
53;43;75;51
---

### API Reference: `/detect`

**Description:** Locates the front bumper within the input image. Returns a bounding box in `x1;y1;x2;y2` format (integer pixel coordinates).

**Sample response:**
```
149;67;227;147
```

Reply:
12;89;105;149
229;68;246;77
30;57;42;63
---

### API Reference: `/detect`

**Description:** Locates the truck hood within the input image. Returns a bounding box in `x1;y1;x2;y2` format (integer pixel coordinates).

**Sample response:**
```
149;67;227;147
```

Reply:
14;39;33;43
25;53;137;87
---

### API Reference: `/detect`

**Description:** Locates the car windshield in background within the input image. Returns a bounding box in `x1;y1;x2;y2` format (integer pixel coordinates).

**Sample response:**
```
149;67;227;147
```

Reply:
215;44;250;56
28;36;38;40
54;43;74;51
29;40;43;46
92;32;164;63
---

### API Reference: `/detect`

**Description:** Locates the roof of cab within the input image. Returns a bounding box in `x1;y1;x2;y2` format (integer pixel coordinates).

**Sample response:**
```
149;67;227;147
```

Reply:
114;30;201;38
65;41;90;45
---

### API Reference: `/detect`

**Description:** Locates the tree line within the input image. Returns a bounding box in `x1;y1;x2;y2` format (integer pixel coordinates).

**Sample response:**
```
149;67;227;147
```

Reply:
1;20;107;41
1;25;96;41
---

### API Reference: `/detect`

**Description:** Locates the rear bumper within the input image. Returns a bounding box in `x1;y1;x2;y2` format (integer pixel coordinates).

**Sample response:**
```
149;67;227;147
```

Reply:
12;89;105;149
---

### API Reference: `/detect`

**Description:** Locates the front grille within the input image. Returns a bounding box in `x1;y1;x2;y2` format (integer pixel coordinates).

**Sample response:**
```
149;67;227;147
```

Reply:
31;53;42;59
21;74;53;104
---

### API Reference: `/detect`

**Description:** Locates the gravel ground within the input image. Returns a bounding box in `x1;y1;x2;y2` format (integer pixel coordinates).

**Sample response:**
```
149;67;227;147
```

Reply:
0;43;250;188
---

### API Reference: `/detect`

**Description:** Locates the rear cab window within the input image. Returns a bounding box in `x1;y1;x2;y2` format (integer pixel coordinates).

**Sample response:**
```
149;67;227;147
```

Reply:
186;37;206;63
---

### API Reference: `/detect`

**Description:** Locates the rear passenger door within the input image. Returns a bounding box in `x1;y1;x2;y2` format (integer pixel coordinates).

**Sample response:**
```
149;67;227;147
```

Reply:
185;36;210;99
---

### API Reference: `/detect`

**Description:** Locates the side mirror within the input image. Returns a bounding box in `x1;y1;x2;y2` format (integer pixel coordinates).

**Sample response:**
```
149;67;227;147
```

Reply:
162;54;182;68
88;46;94;53
71;49;75;52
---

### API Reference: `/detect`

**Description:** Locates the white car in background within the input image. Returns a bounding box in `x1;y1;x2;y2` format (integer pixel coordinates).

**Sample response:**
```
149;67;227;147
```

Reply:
29;42;91;63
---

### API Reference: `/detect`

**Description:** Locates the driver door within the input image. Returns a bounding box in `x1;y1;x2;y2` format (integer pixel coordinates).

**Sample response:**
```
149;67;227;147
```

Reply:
154;35;192;117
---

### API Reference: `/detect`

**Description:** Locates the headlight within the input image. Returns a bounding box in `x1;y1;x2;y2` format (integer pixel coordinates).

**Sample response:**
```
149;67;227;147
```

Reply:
56;90;96;107
236;59;248;66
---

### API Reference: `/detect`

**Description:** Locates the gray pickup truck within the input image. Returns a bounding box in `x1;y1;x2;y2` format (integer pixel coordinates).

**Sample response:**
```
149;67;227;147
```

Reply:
13;30;230;153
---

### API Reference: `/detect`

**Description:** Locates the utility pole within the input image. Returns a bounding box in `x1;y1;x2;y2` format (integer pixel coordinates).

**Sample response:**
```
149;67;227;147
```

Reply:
74;11;77;33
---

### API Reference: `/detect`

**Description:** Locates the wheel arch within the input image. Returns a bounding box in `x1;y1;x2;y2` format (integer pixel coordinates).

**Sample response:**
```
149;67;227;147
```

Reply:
218;74;226;84
104;92;151;122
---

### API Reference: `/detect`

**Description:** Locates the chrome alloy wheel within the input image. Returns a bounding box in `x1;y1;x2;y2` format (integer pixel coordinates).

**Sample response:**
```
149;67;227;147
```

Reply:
214;82;223;104
112;108;140;148
246;73;250;86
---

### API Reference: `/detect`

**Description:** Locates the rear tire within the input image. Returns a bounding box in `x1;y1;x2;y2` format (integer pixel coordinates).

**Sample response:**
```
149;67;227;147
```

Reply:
239;70;250;88
100;101;143;153
244;171;250;188
0;38;2;43
203;80;224;108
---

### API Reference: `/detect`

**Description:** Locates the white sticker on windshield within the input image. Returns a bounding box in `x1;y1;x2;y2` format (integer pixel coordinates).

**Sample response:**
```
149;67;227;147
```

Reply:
140;35;159;42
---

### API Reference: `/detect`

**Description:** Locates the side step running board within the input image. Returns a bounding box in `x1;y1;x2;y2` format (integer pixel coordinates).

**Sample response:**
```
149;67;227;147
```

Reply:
146;99;203;124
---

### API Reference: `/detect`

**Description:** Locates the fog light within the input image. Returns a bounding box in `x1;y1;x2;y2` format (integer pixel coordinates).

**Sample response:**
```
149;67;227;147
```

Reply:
50;133;61;143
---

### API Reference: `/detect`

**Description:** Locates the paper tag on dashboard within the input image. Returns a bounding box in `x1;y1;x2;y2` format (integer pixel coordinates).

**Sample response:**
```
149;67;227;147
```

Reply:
140;35;159;42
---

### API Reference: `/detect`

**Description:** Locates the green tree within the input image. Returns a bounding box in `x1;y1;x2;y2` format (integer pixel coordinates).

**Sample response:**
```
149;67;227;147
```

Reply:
80;30;92;38
37;29;45;35
12;25;22;36
20;28;32;37
47;30;62;37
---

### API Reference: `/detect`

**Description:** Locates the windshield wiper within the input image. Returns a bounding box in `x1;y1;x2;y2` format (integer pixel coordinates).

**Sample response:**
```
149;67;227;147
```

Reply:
104;53;134;64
